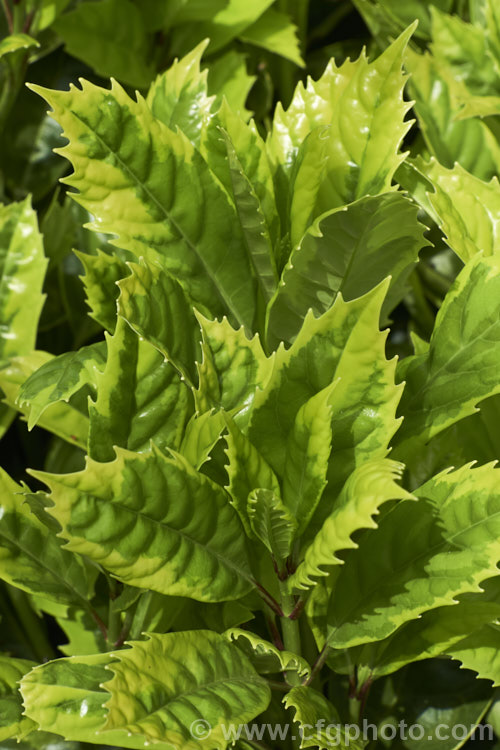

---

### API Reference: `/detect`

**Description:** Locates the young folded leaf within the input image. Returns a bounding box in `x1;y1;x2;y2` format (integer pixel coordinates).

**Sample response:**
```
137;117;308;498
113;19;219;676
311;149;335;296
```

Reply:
282;381;337;536
77;249;129;333
88;316;192;461
226;628;310;679
247;488;297;562
225;415;280;537
195;313;274;420
117;258;201;386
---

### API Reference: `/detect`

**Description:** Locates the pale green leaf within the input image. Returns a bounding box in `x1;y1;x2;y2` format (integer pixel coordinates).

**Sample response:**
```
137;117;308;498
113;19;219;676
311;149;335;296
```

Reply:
225;628;310;679
57;608;106;657
117;258;201;386
147;41;215;146
287;127;331;250
225;414;280;537
0;353;88;448
240;9;304;67
282;382;337;536
221;126;278;303
0;402;15;440
32;447;253;602
406;48;500;180
53;0;154;88
448;624;500;686
352;0;453;42
268;25;415;212
267;192;427;345
422;159;500;264
290;459;411;592
284;686;365;750
37;0;72;29
0;468;91;606
395;254;500;455
247;488;297;561
103;631;271;749
31;78;257;329
201;99;279;253
17;342;106;430
326;463;500;649
0;197;47;361
0;655;36;742
173;0;275;55
430;6;499;97
0;34;39;58
394;157;441;226
180;410;226;469
88;316;193;461
195;313;274;422
454;94;500;120
20;652;163;748
77;249;129;333
486;0;500;61
350;579;500;679
165;0;229;25
489;698;500;735
250;282;402;501
207;50;255;118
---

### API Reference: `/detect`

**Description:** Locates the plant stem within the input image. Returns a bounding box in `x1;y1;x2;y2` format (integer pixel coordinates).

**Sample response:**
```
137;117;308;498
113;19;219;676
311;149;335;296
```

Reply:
88;605;107;641
105;575;122;647
279;581;301;686
303;643;330;686
12;0;23;32
255;580;284;617
113;608;133;649
107;599;121;648
1;0;13;33
267;679;289;692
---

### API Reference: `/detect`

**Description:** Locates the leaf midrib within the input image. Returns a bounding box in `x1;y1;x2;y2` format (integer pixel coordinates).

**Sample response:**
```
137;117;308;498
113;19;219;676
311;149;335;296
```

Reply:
0;511;87;605
403;314;500;415
60;481;253;585
111;671;264;734
67;105;243;324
